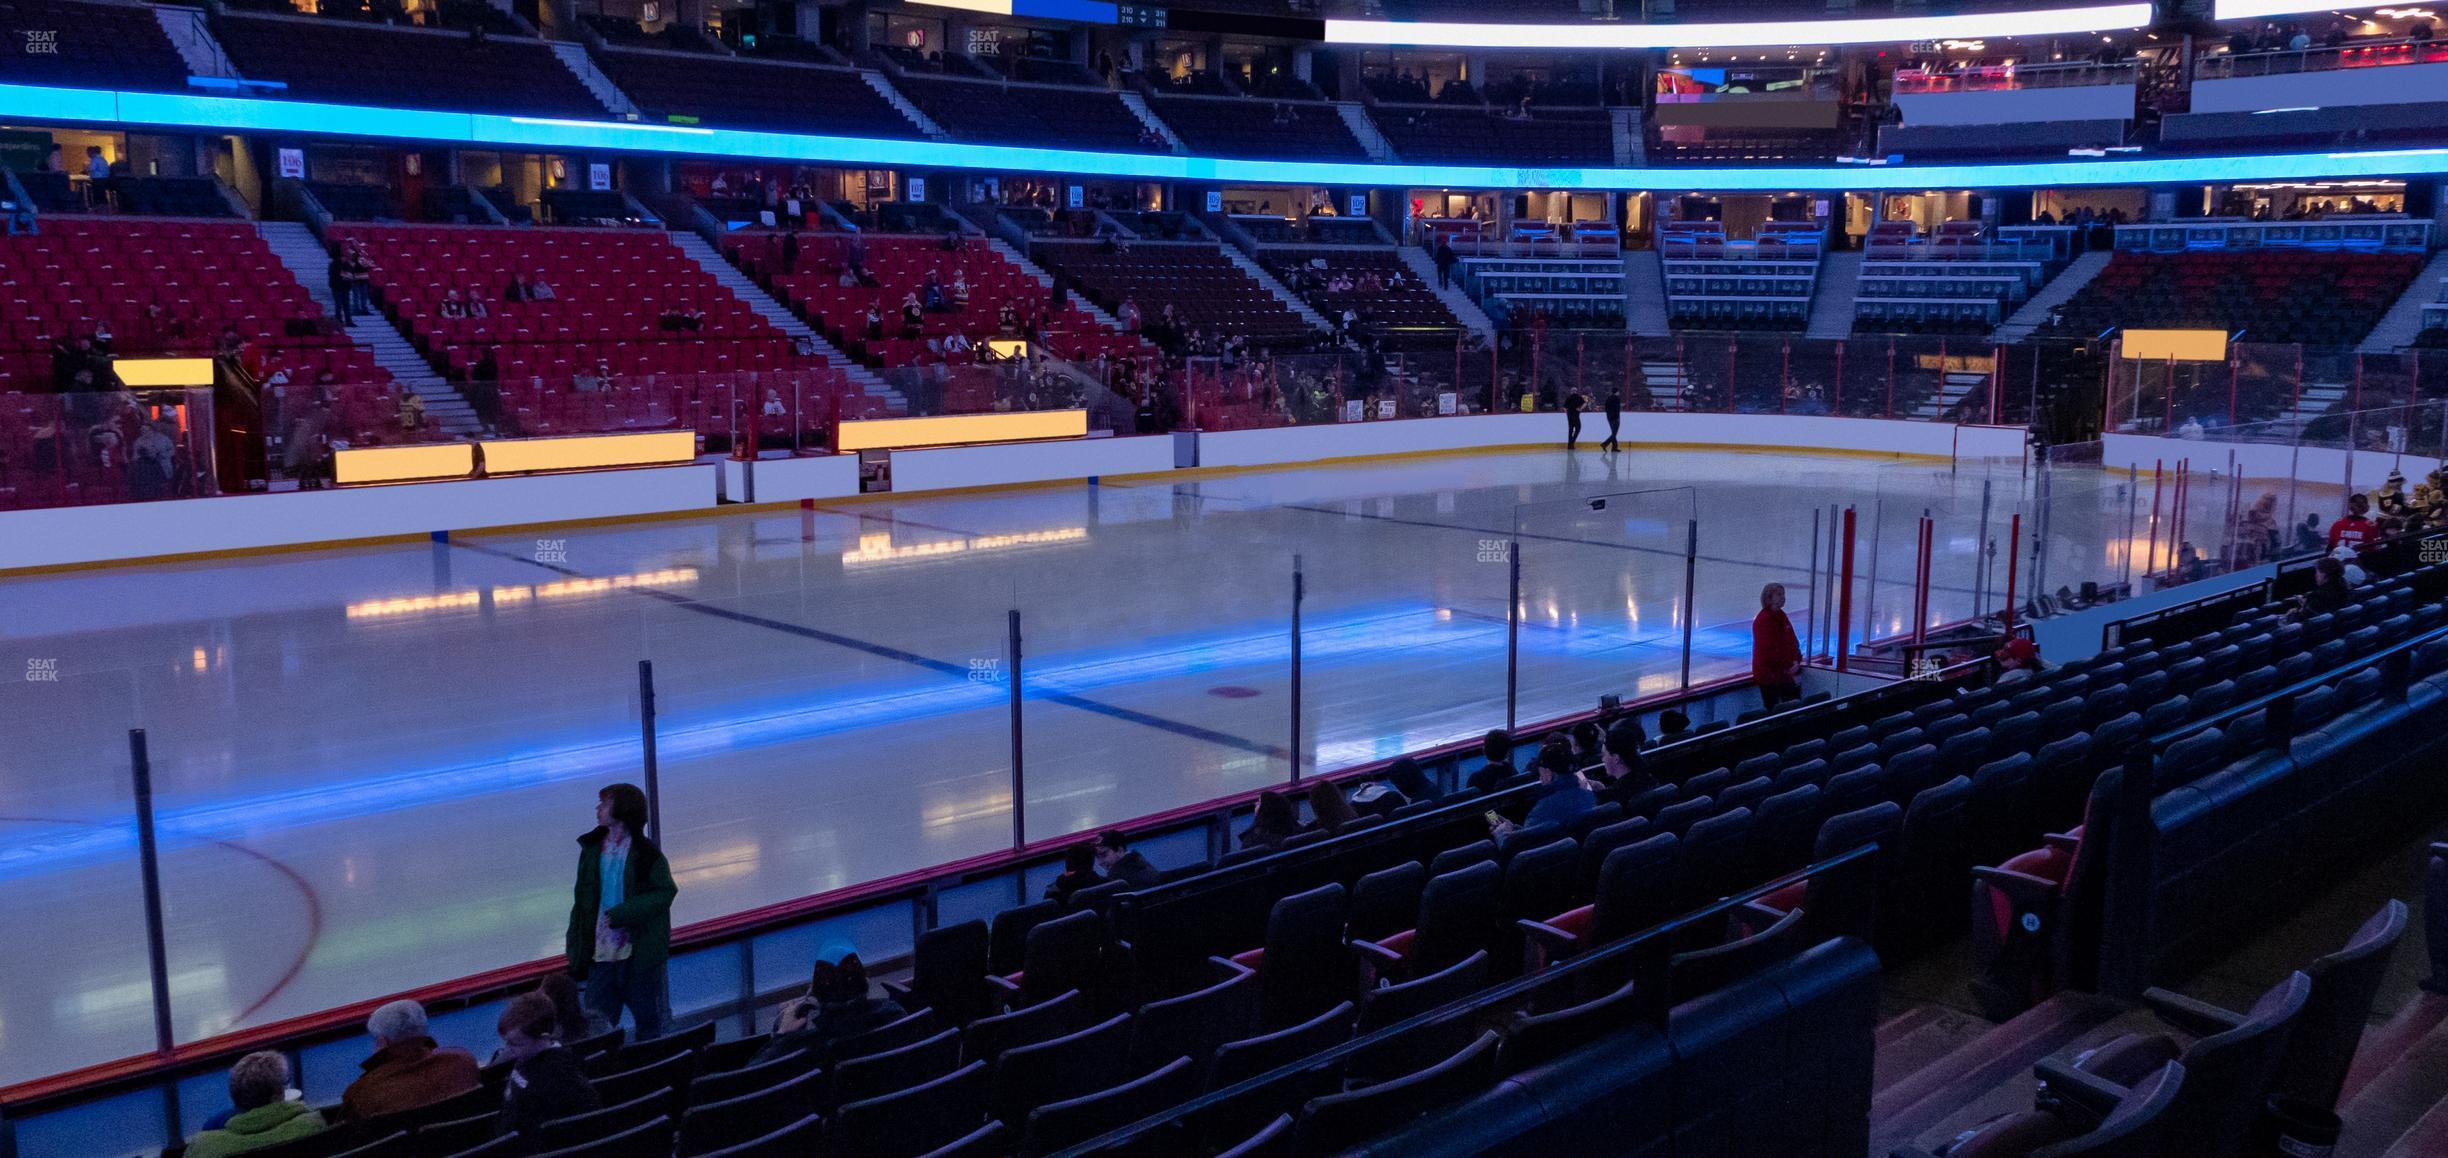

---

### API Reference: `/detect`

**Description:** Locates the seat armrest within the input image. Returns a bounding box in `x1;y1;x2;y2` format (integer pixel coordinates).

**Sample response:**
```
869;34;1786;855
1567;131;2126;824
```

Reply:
1971;865;2066;904
880;980;916;1007
1888;1148;1944;1158
1208;955;1255;982
2141;987;2246;1039
1352;939;1406;969
2035;1056;2128;1125
2042;831;2081;853
982;975;1020;1010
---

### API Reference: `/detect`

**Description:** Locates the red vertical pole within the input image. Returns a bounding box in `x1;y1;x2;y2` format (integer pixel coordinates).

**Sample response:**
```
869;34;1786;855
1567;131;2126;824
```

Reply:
1836;506;1857;672
2003;513;2022;630
2146;459;2165;577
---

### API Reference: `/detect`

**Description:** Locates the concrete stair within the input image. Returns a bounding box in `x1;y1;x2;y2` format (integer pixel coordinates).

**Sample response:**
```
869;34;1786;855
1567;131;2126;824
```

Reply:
548;41;638;117
2287;380;2352;425
1215;244;1335;335
1804;250;1862;339
153;4;241;80
986;237;1124;329
1913;370;1992;420
1638;354;1690;410
1395;245;1496;341
1116;90;1187;153
665;230;902;413
1623;249;1672;336
864;70;947;137
254;221;483;436
1337;102;1395;162
2358;253;2448;353
1992;250;2114;344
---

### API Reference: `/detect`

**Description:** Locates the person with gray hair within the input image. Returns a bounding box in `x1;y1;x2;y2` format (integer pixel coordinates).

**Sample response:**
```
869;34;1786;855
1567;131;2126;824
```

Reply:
185;1052;324;1158
339;998;480;1121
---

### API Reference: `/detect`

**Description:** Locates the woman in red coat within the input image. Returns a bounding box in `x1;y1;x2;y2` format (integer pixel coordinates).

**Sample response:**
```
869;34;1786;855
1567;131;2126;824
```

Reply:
1752;583;1803;711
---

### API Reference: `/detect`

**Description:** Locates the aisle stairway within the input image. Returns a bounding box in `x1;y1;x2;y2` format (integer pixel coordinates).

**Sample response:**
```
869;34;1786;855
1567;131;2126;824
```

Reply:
1992;250;2114;344
1214;244;1335;336
666;230;902;413
1395;245;1496;341
2358;253;2448;353
255;221;482;436
1623;249;1671;336
1804;250;1864;339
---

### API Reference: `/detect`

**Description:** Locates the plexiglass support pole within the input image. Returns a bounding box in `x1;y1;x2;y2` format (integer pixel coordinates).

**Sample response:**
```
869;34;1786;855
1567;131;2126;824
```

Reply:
1007;609;1026;852
1681;519;1698;692
129;729;175;1057
637;660;662;847
1289;555;1304;785
1806;506;1823;660
1506;540;1522;731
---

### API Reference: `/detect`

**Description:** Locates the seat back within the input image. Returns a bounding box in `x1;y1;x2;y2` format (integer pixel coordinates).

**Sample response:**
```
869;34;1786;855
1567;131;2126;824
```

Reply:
1678;807;1755;910
2162;972;2312;1155
962;990;1089;1068
1292;1031;1501;1155
1207;1001;1357;1092
829;1008;945;1065
677;1066;826;1156
1410;861;1503;974
1669;904;1807;999
1967;753;2036;862
1579;817;1655;895
832;1060;991;1158
830;1025;963;1110
909;919;995;1026
693;1112;820;1157
1257;883;1351;1028
1593;832;1682;946
1426;840;1496;877
529;1116;674;1158
531;1088;671;1155
1501;840;1579;931
989;899;1065;977
1349;862;1428;945
1018;1056;1200;1157
1019;909;1107;1005
1130;960;1258;1077
684;1047;823;1111
2278;900;2409;1110
1361;950;1489;1037
989;1012;1133;1125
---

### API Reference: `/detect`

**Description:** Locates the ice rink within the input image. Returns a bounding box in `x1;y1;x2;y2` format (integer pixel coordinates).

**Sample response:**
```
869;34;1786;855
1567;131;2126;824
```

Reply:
0;444;2217;1087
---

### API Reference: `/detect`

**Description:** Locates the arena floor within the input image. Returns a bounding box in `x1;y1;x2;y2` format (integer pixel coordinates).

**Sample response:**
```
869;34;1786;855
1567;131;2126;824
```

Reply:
0;444;2210;1085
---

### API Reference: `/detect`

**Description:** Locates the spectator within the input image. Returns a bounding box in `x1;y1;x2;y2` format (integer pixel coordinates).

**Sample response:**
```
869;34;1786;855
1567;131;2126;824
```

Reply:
951;270;970;309
567;782;677;1041
503;274;529;303
83;144;109;181
900;293;925;339
1655;710;1692;745
1597;720;1654;798
1373;757;1438;814
2328;493;2378;554
2298;555;2354;617
2332;543;2368;586
495;991;601;1139
1243;783;1302;847
130;420;176;499
1093;828;1162;889
1751;583;1803;711
343;244;375;316
1563;389;1585;449
754;941;906;1065
864;305;884;341
327;254;356;325
186;1053;323;1158
2295;512;2327;556
489;974;607;1064
1307;780;1361;833
1497;743;1596;838
1467;728;1518;794
3;195;37;236
527;273;556;302
780;229;799;275
1994;636;2045;685
341;1000;481;1121
1042;842;1104;903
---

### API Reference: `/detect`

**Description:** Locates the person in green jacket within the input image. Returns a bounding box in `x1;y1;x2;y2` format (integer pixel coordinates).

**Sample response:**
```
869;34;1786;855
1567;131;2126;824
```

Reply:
186;1053;324;1158
567;782;677;1040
